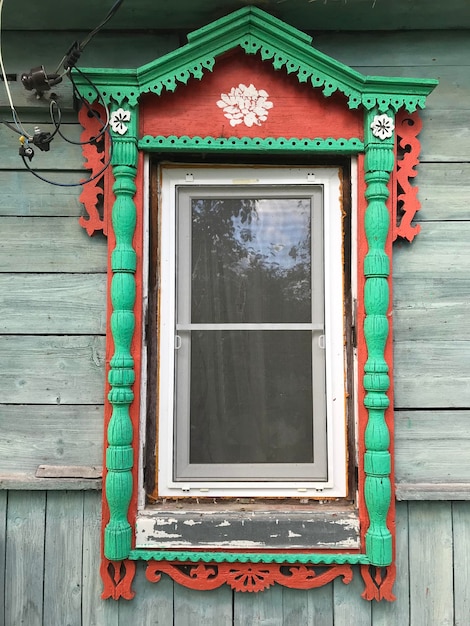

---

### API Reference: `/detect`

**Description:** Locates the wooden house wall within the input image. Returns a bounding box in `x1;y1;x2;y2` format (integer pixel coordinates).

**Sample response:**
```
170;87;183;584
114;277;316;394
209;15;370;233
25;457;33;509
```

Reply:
0;26;469;624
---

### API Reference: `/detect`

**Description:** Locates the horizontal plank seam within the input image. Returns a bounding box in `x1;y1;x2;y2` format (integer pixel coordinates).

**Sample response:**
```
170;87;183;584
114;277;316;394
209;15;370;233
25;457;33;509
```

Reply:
394;407;470;412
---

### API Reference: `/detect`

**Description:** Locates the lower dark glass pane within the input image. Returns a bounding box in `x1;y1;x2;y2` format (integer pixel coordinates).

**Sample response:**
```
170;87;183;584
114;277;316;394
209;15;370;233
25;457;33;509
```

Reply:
189;331;313;464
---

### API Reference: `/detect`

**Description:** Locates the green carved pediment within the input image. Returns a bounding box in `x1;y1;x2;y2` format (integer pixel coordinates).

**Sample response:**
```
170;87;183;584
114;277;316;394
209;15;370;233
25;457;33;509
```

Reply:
74;6;437;113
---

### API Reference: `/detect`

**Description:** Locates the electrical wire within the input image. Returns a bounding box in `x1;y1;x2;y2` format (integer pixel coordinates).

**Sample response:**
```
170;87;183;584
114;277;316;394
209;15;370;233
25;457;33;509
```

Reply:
20;125;113;187
78;0;125;53
50;68;111;146
53;0;125;77
20;81;114;187
0;0;124;186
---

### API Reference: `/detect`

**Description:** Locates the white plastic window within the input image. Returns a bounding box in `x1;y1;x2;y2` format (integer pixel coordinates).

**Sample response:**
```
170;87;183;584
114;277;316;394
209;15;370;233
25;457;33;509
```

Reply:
156;166;347;498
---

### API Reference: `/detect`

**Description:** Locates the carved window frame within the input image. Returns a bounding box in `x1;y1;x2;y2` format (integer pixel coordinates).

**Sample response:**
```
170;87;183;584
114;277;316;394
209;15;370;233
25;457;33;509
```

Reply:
75;6;436;601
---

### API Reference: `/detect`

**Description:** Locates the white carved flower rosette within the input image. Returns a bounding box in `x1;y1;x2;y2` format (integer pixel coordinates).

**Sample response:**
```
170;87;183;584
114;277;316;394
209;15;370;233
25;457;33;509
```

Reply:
110;108;131;135
217;83;273;127
370;114;395;140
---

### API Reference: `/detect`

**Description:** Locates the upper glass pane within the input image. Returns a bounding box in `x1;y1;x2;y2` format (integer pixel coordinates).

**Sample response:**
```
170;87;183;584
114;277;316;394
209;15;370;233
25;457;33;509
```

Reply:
190;197;312;324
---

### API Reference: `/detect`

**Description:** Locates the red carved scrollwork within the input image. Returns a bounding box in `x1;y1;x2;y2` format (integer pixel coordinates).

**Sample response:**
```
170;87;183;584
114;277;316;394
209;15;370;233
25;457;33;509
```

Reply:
360;564;396;602
101;559;136;600
393;109;423;242
78;103;113;236
145;561;353;593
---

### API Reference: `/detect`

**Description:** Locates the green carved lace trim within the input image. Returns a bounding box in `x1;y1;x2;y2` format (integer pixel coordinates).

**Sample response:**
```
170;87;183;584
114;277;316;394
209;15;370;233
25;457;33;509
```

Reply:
138;135;364;153
129;550;370;565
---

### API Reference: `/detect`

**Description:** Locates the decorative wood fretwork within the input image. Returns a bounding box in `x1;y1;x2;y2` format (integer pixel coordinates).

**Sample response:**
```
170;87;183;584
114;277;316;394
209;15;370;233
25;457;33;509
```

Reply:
145;561;353;593
78;104;112;237
138;135;364;153
394;110;423;242
360;564;396;602
101;559;136;600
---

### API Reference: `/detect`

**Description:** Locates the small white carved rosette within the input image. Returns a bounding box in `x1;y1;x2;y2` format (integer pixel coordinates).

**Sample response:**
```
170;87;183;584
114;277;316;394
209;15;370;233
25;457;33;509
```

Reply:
370;113;395;140
110;108;131;135
217;83;273;127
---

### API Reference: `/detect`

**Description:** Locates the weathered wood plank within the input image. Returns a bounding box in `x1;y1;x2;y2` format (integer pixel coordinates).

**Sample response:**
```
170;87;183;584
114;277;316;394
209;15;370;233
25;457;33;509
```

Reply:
4;1;470;31
452;502;470;626
5;491;46;626
371;502;410;625
1;31;178;72
36;464;102;478
419;108;470;162
118;567;175;626
82;492;119;626
0;171;87;217
0;404;103;473
408;502;454;626
0;474;101;490
396;484;470;500
389;223;467;280
393;220;470;342
234;584;284;626
315;30;470;69
395;411;470;484
0;336;105;404
0;274;107;334
414;163;470;222
332;568;371;626
0;217;107;273
393;222;470;408
393;303;469;342
394;340;470;409
43;491;83;626
283;584;334;626
136;508;360;550
394;276;470;310
174;584;233;626
0;491;6;626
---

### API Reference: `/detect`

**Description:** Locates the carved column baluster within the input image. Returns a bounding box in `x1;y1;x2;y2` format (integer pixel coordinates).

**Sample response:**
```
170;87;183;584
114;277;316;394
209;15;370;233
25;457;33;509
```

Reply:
104;104;138;561
362;110;394;568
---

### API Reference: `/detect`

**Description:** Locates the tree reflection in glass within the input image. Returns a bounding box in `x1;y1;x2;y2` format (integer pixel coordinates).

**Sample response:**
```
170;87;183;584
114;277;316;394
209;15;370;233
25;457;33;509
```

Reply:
191;198;312;324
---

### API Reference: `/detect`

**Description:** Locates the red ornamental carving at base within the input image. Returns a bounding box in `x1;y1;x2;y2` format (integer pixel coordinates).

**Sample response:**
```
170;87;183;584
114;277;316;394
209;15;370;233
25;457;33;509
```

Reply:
360;564;397;602
100;559;397;600
145;561;353;593
101;559;136;600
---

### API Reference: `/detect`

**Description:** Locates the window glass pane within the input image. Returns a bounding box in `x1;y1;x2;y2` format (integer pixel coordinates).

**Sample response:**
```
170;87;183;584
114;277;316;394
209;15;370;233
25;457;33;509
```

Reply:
188;330;314;464
191;198;312;324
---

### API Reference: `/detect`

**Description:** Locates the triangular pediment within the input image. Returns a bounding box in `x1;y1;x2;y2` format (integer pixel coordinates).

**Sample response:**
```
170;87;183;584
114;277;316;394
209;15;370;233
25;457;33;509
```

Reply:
139;49;363;141
76;6;437;113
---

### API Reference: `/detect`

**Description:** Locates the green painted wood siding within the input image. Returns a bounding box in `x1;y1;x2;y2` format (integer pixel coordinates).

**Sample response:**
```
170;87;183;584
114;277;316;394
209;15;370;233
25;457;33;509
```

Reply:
1;493;469;625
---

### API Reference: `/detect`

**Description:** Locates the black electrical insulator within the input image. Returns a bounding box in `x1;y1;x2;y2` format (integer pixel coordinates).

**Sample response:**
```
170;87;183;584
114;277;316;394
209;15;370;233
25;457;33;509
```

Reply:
63;42;82;71
32;130;53;152
21;66;62;95
19;144;34;161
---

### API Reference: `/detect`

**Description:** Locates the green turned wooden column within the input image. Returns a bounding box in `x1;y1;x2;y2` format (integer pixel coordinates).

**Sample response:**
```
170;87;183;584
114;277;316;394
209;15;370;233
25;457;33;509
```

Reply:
104;105;138;561
363;109;394;567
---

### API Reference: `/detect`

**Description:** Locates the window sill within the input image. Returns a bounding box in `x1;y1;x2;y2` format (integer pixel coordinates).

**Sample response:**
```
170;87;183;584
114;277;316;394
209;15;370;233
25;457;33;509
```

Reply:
136;504;360;550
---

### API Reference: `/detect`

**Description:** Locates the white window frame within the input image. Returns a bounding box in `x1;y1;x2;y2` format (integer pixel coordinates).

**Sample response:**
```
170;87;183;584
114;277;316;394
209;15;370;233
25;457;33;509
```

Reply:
155;165;348;498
